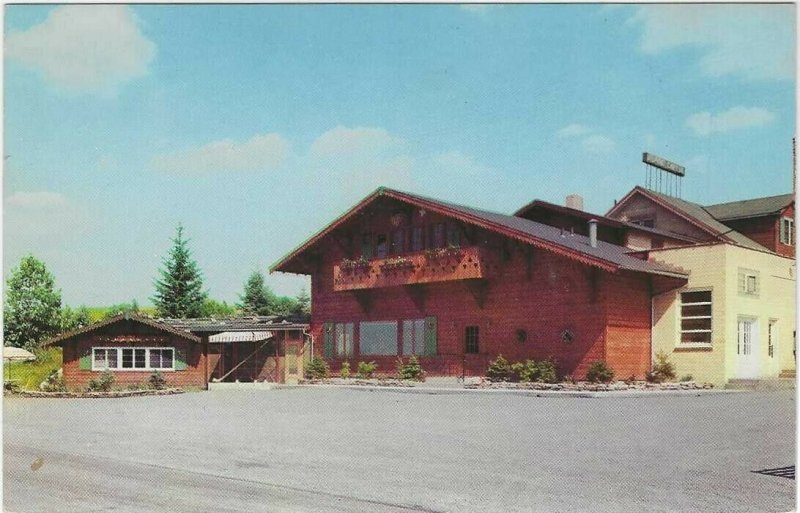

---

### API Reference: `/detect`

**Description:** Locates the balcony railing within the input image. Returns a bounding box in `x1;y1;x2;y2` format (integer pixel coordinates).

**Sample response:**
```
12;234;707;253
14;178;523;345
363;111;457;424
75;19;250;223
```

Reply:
333;246;491;291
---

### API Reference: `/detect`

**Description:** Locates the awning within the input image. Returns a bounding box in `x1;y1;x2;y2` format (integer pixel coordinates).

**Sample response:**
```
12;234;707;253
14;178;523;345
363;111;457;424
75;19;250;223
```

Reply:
3;346;36;361
208;331;274;343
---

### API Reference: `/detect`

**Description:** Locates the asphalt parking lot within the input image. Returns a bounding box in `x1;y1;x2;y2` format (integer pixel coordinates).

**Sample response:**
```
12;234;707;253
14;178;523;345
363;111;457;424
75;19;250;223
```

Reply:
3;388;796;513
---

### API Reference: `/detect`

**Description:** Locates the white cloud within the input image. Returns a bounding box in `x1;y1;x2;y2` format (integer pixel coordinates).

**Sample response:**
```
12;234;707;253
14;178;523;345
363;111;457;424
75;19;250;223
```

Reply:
582;135;616;154
6;5;156;92
152;133;290;174
631;5;794;81
556;124;592;138
310;126;404;158
7;191;69;209
431;151;489;176
685;106;775;137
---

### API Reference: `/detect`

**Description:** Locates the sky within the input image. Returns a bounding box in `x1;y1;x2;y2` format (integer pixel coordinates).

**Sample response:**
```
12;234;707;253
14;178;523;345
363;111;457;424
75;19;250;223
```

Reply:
3;3;796;307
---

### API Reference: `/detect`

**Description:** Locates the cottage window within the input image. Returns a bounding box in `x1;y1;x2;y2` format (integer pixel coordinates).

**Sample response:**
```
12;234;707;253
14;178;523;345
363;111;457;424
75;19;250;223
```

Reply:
738;268;759;296
402;319;426;356
432;223;445;249
411;226;424;252
465;326;480;354
335;322;354;357
780;217;794;245
359;321;399;355
375;234;388;258
680;291;712;344
92;347;175;371
391;229;405;254
361;233;373;259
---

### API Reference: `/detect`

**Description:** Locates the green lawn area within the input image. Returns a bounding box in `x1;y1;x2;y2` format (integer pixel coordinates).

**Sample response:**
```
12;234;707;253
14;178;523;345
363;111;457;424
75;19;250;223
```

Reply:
5;347;62;390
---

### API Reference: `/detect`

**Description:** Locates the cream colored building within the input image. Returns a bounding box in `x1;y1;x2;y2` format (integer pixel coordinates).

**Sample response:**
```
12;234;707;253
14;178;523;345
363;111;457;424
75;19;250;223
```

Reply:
649;243;795;386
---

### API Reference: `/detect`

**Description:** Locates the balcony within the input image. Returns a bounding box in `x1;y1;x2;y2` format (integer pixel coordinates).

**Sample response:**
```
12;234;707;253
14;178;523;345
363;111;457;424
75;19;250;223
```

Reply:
333;246;491;291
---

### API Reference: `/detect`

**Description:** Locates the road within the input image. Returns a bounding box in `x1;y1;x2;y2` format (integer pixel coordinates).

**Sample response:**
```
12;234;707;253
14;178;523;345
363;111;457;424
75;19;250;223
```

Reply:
4;388;796;512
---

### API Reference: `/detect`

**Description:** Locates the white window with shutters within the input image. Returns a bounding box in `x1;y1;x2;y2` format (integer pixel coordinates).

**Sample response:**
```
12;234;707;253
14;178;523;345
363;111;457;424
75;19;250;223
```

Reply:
92;347;175;371
780;217;794;246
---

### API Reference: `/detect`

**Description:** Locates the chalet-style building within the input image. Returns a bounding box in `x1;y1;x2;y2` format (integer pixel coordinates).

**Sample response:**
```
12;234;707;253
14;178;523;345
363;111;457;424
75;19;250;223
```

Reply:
272;185;795;386
271;187;690;380
46;314;309;391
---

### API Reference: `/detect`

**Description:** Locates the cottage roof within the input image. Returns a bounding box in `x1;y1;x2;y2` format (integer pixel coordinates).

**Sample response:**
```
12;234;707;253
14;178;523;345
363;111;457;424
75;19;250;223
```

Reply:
704;193;794;221
271;186;688;279
159;315;309;333
607;186;770;252
44;313;202;346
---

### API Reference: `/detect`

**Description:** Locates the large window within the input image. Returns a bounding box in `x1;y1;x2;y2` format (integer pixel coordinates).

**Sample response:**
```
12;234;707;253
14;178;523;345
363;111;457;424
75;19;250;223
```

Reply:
780;217;794;245
335;323;354;357
93;347;175;371
465;326;480;354
359;321;399;355
402;319;426;356
680;291;712;344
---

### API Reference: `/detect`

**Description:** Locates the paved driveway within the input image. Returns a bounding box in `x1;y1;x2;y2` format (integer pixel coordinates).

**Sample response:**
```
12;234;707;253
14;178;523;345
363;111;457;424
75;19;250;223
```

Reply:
3;388;796;512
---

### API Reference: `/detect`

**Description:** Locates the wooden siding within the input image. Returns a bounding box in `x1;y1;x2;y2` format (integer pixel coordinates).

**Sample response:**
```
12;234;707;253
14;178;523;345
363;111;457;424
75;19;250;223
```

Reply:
310;218;654;379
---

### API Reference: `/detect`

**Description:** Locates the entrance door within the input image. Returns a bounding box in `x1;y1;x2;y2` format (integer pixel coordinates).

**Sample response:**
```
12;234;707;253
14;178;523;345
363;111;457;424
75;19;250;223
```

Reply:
284;342;302;384
737;318;760;379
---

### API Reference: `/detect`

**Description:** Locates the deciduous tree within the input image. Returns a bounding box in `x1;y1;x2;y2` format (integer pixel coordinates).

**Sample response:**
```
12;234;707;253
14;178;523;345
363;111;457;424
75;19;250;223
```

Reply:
4;255;63;350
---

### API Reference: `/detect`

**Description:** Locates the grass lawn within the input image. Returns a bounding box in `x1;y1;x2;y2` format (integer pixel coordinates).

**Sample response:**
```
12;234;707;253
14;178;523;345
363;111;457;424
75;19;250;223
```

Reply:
5;347;62;390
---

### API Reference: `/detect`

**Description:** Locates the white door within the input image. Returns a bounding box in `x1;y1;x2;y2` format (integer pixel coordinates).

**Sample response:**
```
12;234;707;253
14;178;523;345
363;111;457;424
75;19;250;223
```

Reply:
737;318;760;379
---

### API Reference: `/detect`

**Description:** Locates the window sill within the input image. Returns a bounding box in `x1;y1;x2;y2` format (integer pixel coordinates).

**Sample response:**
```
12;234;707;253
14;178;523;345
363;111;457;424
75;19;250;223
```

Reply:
674;344;713;352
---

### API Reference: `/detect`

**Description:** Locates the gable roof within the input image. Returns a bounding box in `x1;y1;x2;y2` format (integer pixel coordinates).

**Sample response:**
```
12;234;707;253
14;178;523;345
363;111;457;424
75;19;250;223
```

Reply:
607;186;770;252
44;314;201;347
159;315;309;333
514;199;700;244
704;193;794;221
271;187;688;279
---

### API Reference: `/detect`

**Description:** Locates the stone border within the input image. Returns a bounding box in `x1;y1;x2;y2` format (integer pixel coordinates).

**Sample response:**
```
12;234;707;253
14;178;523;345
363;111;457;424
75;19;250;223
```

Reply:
299;378;418;387
465;380;715;392
6;388;184;399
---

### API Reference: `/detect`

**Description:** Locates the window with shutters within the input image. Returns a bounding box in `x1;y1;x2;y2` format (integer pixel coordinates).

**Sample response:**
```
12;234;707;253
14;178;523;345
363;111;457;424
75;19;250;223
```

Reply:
465;326;480;354
391;229;405;254
680;291;712;344
780;217;794;245
402;319;426;356
335;323;354;357
92;347;175;371
359;321;399;355
411;226;424;252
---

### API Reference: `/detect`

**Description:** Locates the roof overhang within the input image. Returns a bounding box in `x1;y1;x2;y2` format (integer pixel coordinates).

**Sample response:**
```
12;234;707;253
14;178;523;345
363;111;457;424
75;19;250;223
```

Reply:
271;187;629;275
44;314;201;347
208;331;274;343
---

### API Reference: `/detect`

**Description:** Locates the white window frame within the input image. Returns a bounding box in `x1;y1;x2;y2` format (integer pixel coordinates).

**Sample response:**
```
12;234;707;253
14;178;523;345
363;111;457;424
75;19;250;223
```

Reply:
92;347;176;371
780;217;794;245
679;290;712;346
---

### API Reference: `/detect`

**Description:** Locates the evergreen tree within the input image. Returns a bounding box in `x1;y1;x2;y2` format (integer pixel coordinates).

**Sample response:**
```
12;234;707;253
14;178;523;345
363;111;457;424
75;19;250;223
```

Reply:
61;305;92;331
200;298;239;318
152;225;207;318
294;287;311;316
4;255;63;350
238;271;274;315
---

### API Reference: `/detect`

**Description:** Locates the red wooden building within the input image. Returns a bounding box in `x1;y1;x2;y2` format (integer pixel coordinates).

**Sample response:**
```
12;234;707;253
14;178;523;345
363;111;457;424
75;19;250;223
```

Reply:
271;187;689;379
46;314;309;391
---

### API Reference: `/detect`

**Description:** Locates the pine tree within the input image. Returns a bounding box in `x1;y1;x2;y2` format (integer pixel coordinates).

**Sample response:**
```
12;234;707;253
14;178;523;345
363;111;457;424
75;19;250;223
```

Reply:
294;287;311;316
61;305;92;331
238;271;274;315
152;225;208;318
4;255;63;350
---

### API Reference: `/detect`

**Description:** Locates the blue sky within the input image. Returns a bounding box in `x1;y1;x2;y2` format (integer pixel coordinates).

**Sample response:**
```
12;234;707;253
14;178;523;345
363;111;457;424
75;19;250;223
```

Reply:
3;4;796;307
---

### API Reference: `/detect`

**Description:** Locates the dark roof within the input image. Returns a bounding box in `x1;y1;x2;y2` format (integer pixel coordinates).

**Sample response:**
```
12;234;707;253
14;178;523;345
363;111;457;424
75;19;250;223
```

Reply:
514;199;700;243
272;187;689;279
613;187;770;252
159;315;309;333
45;314;202;346
704;193;794;221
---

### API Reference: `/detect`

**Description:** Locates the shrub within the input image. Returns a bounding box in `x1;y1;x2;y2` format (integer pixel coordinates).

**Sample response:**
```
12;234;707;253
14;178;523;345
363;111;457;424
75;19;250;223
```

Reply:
4;381;20;393
536;359;558;384
40;369;66;392
486;355;512;382
679;374;693;382
149;370;167;390
586;361;614;383
356;361;378;379
305;356;330;379
646;352;677;383
339;361;351;379
510;360;537;383
397;356;425;381
87;370;115;392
